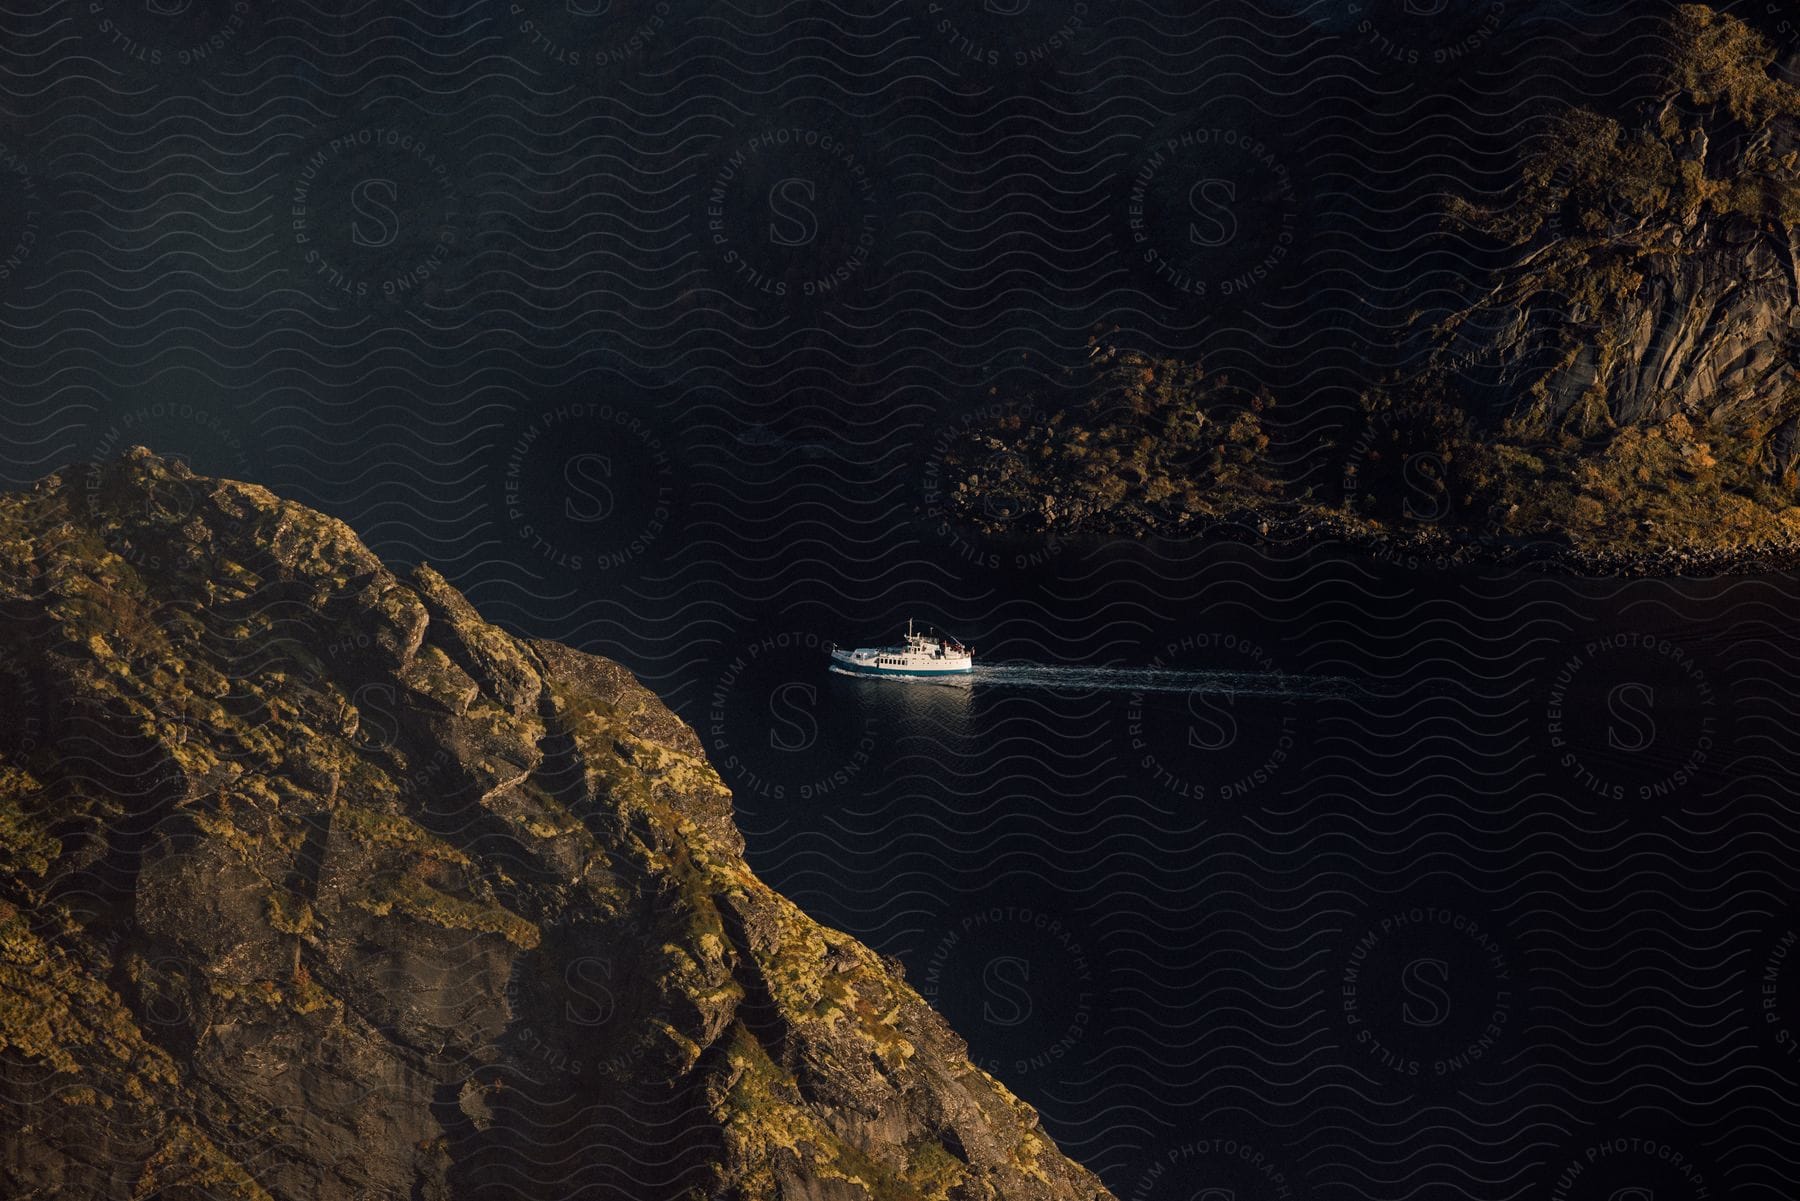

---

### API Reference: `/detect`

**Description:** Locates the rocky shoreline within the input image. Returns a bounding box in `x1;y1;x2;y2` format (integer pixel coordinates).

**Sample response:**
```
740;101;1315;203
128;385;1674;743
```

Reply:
0;449;1115;1201
947;505;1800;579
934;6;1800;583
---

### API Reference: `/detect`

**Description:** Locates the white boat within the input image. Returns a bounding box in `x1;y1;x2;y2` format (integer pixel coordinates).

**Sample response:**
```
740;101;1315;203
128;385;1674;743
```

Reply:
829;619;973;678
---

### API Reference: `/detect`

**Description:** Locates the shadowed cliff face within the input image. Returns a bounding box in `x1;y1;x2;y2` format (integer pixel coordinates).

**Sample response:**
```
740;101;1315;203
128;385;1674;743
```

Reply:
1431;5;1800;452
932;8;1800;568
0;449;1112;1201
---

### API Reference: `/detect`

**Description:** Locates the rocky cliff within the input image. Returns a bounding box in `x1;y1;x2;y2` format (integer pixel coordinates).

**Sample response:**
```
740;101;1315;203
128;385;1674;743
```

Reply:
0;449;1112;1201
939;7;1800;568
1430;4;1800;453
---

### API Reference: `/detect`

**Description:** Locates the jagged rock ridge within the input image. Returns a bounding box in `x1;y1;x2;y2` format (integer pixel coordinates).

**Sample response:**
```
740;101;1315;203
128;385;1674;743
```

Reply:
0;449;1112;1201
1432;4;1800;459
936;8;1800;567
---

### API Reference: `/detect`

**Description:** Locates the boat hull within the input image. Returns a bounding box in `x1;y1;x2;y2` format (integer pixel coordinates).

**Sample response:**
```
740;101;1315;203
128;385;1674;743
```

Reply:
830;657;972;678
830;648;972;677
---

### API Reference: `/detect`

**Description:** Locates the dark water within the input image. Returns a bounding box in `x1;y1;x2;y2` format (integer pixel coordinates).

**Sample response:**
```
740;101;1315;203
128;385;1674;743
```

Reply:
3;0;1797;1195
675;537;1783;1199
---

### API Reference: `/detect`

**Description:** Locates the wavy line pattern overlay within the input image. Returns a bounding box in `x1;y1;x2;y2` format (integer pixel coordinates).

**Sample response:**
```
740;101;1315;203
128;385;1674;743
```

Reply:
3;0;1797;1196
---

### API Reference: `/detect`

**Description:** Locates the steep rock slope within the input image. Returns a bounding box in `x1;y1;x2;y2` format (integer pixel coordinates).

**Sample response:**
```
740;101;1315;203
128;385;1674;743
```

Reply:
1432;5;1800;452
0;449;1112;1201
936;7;1800;566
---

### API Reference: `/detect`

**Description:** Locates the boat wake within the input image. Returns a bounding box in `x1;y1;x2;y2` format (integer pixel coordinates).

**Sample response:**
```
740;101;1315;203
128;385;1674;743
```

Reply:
830;661;1363;699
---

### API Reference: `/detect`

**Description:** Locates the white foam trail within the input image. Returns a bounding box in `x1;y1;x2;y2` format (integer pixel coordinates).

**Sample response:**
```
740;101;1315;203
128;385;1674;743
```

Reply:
830;662;1363;699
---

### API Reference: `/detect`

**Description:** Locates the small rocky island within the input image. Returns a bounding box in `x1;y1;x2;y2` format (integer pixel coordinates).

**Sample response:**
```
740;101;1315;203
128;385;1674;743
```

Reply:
0;449;1112;1201
943;5;1800;573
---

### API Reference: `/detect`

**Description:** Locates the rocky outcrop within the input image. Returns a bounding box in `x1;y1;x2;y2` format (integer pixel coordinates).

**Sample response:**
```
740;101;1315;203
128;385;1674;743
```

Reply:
1439;213;1799;439
0;449;1112;1201
939;8;1800;569
1429;6;1800;457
